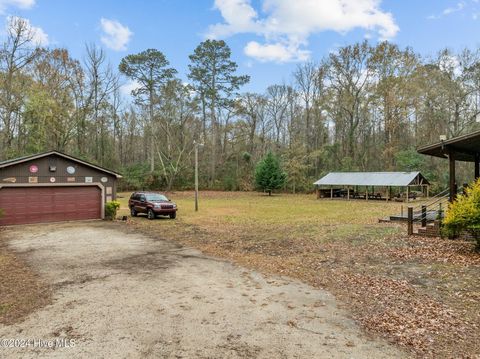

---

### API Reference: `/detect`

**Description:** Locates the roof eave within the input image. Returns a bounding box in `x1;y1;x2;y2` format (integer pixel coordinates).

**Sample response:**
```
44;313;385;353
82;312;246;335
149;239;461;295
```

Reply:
417;129;480;160
0;150;123;178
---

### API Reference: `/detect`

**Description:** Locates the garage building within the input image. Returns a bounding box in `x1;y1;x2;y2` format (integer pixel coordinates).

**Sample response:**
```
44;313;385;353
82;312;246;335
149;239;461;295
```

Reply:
0;150;122;226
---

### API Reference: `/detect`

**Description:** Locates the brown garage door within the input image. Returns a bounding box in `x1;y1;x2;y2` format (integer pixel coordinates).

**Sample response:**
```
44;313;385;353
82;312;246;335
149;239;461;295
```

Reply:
0;186;102;226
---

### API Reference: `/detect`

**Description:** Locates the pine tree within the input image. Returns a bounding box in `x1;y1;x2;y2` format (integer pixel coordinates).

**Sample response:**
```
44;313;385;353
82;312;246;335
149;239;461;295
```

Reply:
188;40;250;185
254;152;287;196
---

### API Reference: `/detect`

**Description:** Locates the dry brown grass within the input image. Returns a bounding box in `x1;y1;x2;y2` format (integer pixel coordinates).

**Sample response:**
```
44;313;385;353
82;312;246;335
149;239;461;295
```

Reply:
120;191;480;358
0;231;51;325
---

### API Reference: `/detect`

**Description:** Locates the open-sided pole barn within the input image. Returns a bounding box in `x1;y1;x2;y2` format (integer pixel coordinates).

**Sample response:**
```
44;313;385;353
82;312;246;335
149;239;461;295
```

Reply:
313;172;430;202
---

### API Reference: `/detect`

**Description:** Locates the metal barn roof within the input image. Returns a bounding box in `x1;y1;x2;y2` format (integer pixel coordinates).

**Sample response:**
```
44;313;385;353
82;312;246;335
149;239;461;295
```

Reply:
313;172;429;187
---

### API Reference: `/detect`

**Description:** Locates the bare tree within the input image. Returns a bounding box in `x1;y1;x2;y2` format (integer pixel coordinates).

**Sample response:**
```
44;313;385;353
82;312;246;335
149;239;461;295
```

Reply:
85;44;117;164
0;16;38;152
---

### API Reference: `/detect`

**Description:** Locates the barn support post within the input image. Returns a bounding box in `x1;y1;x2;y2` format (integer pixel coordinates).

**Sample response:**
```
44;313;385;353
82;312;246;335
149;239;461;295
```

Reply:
407;207;413;235
386;186;389;201
316;186;320;199
449;151;456;202
475;153;480;180
347;187;350;200
406;186;409;203
366;187;368;201
421;205;427;227
330;186;333;199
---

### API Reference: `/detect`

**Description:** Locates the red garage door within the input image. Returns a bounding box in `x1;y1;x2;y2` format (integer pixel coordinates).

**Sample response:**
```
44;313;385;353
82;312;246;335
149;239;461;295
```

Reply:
0;186;102;226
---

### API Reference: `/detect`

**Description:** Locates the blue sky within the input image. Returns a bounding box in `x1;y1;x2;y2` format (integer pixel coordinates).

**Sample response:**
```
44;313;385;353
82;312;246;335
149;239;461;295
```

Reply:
3;0;480;94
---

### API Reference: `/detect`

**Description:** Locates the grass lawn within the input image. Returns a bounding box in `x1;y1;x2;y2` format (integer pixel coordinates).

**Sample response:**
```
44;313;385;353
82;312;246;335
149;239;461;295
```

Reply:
118;191;480;358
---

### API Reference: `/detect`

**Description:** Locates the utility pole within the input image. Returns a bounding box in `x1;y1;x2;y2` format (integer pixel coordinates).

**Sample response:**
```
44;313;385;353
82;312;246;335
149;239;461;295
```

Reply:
194;141;199;212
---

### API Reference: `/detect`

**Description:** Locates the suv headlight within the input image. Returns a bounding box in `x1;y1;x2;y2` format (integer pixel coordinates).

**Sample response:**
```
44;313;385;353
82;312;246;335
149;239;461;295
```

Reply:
173;204;177;208
154;204;161;208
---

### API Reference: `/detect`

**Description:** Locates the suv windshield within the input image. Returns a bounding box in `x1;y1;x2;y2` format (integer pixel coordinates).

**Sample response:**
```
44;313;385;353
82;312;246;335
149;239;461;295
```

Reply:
145;193;168;201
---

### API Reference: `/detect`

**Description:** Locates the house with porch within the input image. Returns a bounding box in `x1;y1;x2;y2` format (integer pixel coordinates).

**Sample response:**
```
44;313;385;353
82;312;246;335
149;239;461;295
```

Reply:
411;130;480;236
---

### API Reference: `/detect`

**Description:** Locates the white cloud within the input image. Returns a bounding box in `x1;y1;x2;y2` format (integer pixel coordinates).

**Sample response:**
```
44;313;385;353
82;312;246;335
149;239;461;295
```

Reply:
30;22;48;45
443;1;465;15
244;41;309;62
0;0;35;14
100;18;132;51
120;79;141;96
7;16;48;46
428;1;468;20
208;0;261;38
439;54;462;76
207;0;399;63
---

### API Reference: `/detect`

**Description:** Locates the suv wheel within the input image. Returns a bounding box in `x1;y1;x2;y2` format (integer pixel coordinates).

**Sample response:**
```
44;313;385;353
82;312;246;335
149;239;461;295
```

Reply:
147;209;156;220
169;212;176;219
130;207;137;217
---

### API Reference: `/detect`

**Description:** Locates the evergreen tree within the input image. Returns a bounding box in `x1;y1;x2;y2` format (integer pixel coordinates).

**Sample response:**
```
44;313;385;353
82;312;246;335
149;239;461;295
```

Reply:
254;152;287;196
188;40;250;185
119;49;177;172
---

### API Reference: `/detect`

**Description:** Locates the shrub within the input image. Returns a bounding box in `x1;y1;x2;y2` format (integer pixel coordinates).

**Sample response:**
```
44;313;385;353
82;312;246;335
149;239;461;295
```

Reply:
105;200;121;220
442;178;480;251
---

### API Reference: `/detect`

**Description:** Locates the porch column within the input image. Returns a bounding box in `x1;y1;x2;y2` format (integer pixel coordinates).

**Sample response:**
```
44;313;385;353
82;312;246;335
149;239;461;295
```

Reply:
475;153;480;180
449;151;456;202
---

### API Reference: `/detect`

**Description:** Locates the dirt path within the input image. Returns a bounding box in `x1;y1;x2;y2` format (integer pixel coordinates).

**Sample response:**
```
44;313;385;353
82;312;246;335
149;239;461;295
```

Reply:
0;222;406;358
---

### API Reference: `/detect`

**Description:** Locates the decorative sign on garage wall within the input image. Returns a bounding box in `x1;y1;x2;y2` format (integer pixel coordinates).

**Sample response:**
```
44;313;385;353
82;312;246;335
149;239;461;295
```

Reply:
50;177;56;183
28;176;38;183
29;164;38;173
67;177;75;182
85;176;93;183
2;177;16;183
101;176;108;183
66;166;76;174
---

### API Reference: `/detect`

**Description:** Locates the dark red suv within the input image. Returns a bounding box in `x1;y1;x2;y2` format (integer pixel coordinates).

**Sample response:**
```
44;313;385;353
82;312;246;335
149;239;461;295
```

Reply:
128;192;177;219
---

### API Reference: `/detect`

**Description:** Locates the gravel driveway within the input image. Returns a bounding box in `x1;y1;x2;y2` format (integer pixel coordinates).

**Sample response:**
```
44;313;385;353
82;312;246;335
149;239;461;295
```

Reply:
0;222;406;358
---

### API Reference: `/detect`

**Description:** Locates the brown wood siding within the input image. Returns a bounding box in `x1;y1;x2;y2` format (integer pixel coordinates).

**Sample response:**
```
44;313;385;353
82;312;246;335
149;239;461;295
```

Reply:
0;154;117;201
0;186;101;225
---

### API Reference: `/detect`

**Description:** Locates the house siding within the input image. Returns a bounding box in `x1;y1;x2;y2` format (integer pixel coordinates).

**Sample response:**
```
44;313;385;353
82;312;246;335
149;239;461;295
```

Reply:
0;154;118;202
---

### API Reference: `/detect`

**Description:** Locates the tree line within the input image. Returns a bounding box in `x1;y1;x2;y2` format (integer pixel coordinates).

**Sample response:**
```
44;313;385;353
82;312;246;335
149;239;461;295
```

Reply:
1;17;479;193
